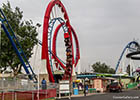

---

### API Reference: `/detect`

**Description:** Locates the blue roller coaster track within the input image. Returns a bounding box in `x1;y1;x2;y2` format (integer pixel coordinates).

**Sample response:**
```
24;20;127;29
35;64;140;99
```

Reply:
115;41;139;73
0;8;37;82
0;8;66;82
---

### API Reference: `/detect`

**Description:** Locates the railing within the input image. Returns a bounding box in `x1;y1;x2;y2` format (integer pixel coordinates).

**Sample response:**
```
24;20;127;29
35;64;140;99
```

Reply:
0;79;58;100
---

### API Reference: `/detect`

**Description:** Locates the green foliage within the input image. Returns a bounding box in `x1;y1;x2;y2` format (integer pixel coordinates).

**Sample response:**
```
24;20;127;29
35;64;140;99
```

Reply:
91;62;115;74
0;1;38;75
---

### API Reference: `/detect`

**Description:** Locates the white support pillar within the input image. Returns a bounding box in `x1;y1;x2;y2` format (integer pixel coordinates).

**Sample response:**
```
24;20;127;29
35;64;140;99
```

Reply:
41;60;48;74
72;64;76;76
129;59;133;76
77;60;81;74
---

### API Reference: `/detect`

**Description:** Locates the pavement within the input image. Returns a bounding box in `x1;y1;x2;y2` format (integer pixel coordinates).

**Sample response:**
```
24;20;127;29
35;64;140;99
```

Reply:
57;89;140;100
71;92;105;98
56;92;106;99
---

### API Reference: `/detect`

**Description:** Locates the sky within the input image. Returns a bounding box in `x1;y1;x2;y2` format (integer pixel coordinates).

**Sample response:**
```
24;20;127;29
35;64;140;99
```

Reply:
0;0;140;73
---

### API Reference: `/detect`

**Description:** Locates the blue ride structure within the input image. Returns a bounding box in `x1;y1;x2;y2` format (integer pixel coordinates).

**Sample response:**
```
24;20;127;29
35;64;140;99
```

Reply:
0;8;37;82
115;41;140;74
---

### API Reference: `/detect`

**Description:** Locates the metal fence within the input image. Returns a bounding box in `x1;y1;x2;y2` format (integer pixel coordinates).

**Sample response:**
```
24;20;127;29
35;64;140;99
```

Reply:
0;79;58;100
0;79;35;91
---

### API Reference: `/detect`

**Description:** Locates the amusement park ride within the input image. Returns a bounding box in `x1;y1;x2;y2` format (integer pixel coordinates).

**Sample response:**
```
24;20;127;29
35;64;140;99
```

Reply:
0;0;80;83
0;0;140;84
115;40;140;77
0;9;38;82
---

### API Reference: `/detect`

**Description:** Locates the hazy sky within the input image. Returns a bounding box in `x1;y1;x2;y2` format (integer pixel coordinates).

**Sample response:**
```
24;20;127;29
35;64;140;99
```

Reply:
0;0;140;73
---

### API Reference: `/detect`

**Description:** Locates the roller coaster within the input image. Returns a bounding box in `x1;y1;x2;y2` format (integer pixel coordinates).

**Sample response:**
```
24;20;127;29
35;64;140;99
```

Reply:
1;0;139;84
0;9;37;82
126;41;140;82
115;41;140;73
0;0;80;83
40;0;80;82
126;50;140;60
115;40;140;80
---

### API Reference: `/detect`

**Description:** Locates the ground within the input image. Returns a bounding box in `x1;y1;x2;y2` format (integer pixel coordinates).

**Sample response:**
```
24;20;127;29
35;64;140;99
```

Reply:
60;89;140;100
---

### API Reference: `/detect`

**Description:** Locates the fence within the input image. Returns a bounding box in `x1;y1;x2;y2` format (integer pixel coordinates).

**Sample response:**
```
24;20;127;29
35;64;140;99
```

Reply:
0;79;58;100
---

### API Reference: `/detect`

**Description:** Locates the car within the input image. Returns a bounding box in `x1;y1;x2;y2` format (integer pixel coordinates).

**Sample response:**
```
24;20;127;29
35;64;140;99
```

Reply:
108;82;122;92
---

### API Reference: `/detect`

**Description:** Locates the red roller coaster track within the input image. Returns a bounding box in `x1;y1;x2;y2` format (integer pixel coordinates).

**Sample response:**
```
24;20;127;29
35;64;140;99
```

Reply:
41;0;80;82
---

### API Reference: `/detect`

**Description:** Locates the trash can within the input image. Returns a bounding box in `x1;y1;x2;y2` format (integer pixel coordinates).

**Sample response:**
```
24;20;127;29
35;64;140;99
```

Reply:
89;88;92;93
92;88;96;93
73;88;78;95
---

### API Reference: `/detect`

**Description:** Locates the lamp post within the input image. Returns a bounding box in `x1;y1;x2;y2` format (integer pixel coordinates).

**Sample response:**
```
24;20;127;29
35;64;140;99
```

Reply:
84;78;86;96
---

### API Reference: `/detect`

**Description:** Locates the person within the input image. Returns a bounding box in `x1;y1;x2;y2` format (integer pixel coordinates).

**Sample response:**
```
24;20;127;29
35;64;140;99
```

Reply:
41;78;47;90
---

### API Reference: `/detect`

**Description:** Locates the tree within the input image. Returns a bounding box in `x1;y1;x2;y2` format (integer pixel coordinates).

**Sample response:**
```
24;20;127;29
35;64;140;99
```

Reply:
91;62;115;74
0;2;38;75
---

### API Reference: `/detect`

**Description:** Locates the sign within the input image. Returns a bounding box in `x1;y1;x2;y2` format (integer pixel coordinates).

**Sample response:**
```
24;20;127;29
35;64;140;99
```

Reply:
59;80;70;93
